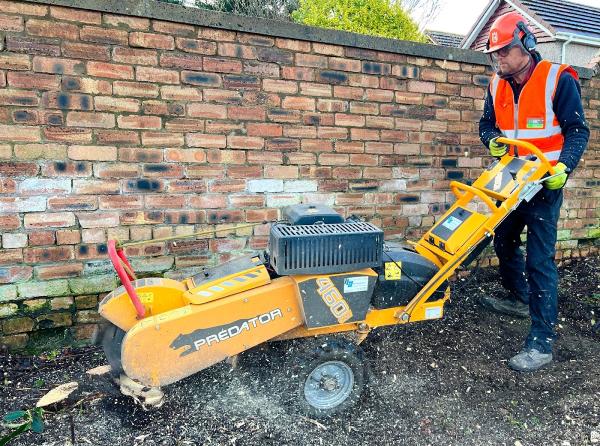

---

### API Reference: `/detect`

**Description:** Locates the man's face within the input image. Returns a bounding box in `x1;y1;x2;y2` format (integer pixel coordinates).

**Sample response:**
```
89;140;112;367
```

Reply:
491;45;530;77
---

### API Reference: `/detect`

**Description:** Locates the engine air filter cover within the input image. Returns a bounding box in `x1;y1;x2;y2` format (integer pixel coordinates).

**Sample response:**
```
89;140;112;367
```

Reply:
269;222;383;275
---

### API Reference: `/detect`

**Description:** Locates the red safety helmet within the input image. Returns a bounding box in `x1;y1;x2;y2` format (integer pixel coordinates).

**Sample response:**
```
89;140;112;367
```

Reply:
484;11;536;54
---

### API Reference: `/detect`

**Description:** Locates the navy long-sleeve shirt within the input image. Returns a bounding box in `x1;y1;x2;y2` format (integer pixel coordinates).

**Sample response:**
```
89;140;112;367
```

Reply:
479;63;590;172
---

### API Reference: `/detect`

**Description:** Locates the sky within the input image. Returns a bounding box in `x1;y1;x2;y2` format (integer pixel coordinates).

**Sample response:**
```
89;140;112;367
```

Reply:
415;0;600;35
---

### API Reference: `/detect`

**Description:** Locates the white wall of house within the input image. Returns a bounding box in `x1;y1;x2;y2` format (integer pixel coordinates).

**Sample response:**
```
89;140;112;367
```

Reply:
537;42;599;68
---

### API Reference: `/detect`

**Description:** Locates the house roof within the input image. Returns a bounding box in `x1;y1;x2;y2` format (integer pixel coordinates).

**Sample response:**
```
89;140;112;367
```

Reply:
425;30;465;48
519;0;600;40
461;0;600;49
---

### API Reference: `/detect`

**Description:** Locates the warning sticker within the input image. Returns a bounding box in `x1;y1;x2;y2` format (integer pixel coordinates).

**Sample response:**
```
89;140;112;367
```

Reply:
137;292;154;304
343;276;369;293
441;216;462;231
425;306;442;319
384;262;402;280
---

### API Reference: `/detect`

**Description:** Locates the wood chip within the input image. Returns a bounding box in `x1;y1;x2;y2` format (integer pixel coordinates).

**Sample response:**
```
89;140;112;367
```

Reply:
36;381;79;407
86;365;112;376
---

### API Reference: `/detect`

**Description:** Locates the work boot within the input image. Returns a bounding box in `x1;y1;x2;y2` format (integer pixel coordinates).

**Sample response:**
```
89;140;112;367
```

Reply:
479;294;529;318
508;349;553;372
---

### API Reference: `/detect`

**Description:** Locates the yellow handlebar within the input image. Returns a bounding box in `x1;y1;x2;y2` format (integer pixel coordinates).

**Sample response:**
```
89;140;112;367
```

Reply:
496;137;556;175
450;181;498;211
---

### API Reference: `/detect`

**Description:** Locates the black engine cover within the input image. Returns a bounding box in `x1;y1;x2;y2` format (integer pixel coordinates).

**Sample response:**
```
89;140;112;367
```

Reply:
371;241;446;309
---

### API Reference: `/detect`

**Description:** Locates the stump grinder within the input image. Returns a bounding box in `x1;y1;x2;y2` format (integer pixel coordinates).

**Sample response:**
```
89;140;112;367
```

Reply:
97;138;560;416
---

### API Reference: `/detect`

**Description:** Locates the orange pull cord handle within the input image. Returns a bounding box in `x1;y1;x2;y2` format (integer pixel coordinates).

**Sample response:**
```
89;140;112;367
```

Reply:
107;240;145;319
496;137;556;175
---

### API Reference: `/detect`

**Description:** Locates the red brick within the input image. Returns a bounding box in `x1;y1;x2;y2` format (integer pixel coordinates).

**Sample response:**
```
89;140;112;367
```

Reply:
229;195;265;208
94;96;140;113
350;101;379;115
41;160;92;177
184;133;225;148
112;47;157;65
43;127;92;143
302;139;333;152
96;130;139;145
0;162;38;177
296;53;327;68
113;81;159;98
285;152;317;164
247;151;283;164
72;179;119;195
166;118;205;132
247;123;282;137
282;66;314;81
0;53;31;71
24;212;76;228
334;86;364;100
68;145;117;161
282;96;315;111
350;153;379;165
335;113;365;127
117;115;161;130
0;89;39;107
145;195;186;209
63;77;112;95
24;246;73;263
0;13;24;32
348;74;379;88
0;266;33;284
175;37;217;55
0;124;40;142
49;6;100;23
164;148;206;163
99;195;143;210
228;106;265;121
160;54;203;72
309;42;341;55
80;25;128;45
263;79;297;94
318;127;348;139
335;141;364;153
228;136;264;150
130;32;175;50
189;194;227;209
366;116;394;129
32;56;85;75
381;130;409;142
318;153;349;166
26;19;79;40
143;163;184;178
136;66;179;84
351;128;379;141
0;249;23;265
187;103;227;119
218;43;257;59
208;180;246;194
48;196;97;211
66;112;115;128
0;1;47;15
203;57;243;73
198;27;235;41
300;82;331;97
152;20;195;36
140;132;182;147
62;42;110;61
0;215;20;231
394;92;423;105
160;86;202;102
6;71;60;90
36;263;83;280
366;142;393;154
232;171;269;185
87;61;133;80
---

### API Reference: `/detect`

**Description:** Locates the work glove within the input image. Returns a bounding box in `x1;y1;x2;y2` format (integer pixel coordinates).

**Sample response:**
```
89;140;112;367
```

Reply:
488;137;508;157
544;162;568;190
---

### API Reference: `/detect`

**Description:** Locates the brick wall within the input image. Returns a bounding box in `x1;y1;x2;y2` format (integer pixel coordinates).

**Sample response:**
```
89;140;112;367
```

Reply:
0;0;598;349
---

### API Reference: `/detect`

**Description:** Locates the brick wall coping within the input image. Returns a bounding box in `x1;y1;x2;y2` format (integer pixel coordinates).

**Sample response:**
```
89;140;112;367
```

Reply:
23;0;596;79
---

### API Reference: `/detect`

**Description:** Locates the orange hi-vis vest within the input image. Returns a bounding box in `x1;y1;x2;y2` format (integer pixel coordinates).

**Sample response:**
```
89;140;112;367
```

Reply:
489;60;578;165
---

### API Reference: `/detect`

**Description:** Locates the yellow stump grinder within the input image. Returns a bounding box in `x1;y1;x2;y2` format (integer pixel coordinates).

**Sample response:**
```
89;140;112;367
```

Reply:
97;138;560;416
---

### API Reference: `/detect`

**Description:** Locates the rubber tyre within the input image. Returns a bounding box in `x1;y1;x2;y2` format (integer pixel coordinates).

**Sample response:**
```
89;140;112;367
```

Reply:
280;336;367;418
97;322;126;377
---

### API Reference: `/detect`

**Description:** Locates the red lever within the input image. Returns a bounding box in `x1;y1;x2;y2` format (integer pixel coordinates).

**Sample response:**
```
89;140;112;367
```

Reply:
107;240;145;319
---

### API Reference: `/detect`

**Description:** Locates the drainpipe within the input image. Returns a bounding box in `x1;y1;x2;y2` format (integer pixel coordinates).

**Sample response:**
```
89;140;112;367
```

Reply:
561;33;575;64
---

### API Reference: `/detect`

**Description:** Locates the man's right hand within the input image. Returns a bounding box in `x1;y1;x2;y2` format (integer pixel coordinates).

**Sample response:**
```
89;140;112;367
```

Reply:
489;137;508;157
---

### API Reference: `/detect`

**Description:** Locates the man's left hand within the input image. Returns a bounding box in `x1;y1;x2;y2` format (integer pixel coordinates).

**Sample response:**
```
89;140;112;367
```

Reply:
544;162;568;190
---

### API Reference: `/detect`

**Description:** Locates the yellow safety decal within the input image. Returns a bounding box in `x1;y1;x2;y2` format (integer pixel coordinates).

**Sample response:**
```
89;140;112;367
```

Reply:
137;292;154;304
384;262;402;280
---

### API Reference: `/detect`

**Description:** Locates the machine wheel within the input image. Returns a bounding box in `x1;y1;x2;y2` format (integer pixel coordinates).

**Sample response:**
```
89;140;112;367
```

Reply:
282;337;367;418
97;322;126;377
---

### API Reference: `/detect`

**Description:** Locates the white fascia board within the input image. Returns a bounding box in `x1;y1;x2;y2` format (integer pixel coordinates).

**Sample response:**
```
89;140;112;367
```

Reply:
461;0;501;49
554;32;600;47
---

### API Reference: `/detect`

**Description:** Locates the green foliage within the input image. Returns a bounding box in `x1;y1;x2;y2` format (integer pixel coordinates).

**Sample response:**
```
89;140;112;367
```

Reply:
1;408;44;446
292;0;426;42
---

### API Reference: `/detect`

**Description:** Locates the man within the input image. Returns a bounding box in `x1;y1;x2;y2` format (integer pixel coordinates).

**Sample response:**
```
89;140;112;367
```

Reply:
478;12;589;372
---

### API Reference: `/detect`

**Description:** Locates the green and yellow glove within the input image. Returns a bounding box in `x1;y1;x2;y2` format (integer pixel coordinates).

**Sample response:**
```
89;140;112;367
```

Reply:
489;137;508;157
544;162;568;190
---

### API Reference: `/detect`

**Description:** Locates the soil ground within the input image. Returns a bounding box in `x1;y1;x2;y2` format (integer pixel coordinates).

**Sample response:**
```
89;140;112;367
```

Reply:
1;256;599;446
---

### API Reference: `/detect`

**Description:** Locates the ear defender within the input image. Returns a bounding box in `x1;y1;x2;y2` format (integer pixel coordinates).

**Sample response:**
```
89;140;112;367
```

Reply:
517;21;536;51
